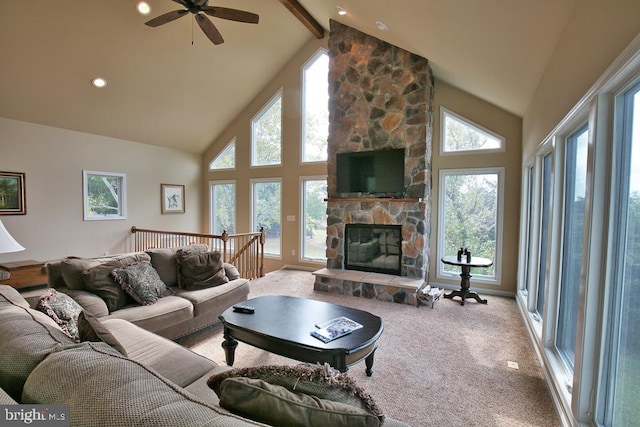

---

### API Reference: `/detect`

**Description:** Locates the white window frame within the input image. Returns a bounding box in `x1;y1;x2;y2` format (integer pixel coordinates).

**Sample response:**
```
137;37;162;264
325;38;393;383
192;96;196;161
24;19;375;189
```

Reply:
209;180;236;235
299;175;327;263
82;170;127;221
250;177;282;258
251;89;283;168
436;167;504;285
301;49;329;164
209;138;236;171
439;106;505;156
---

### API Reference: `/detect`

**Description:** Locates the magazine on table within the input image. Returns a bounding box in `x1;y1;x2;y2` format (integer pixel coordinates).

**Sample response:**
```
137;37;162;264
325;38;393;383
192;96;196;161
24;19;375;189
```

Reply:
311;316;363;343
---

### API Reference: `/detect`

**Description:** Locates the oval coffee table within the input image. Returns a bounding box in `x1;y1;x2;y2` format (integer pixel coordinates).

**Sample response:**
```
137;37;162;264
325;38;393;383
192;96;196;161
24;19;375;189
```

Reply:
219;295;383;376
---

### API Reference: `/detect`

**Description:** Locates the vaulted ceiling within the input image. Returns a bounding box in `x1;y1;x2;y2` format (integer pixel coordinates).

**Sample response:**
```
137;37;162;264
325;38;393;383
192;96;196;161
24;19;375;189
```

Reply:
0;0;576;153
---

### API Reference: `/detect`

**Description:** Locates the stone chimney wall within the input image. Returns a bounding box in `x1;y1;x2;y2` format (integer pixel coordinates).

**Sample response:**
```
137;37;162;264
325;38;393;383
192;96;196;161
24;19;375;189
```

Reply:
325;20;434;281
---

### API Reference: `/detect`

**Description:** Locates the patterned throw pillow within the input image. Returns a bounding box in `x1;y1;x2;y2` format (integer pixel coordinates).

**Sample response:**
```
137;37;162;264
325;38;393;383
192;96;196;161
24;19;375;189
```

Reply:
111;261;173;305
207;363;384;426
35;288;83;340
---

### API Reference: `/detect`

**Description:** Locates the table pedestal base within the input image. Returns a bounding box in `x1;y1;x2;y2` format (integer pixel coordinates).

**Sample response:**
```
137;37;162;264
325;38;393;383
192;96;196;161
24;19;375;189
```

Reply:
444;264;488;306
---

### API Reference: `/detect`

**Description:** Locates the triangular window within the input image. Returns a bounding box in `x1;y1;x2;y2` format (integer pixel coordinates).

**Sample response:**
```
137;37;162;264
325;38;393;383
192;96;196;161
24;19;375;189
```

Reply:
209;139;236;170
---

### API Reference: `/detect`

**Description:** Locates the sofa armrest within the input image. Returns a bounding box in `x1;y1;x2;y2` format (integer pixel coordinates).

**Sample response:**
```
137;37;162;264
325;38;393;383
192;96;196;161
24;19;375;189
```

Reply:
60;287;109;317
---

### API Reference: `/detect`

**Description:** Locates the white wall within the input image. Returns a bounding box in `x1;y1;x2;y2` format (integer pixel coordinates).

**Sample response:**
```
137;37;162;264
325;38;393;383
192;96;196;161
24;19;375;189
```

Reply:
0;117;202;263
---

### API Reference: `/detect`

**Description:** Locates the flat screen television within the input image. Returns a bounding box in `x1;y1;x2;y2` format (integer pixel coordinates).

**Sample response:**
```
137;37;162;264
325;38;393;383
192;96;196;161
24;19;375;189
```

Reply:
336;148;405;197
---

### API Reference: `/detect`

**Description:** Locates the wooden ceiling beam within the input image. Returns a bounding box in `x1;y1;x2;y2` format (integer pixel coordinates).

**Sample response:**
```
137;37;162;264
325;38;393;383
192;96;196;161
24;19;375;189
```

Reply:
278;0;324;39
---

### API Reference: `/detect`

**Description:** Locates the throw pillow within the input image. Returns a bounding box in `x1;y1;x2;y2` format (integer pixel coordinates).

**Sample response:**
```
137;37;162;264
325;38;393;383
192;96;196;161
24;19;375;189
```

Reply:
176;250;229;290
82;253;152;312
35;288;83;340
77;311;127;356
207;364;384;424
216;377;382;427
111;261;173;305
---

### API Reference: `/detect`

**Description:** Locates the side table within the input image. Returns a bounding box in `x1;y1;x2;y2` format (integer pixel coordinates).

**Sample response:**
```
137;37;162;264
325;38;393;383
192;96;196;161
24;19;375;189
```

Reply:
0;260;47;289
441;255;493;306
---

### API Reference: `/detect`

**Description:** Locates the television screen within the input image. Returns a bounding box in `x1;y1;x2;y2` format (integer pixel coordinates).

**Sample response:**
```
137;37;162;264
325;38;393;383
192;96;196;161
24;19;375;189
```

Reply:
336;148;405;196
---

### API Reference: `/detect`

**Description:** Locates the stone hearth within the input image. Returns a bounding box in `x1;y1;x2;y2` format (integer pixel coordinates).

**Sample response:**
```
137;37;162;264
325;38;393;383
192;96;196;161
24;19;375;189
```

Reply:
313;21;434;305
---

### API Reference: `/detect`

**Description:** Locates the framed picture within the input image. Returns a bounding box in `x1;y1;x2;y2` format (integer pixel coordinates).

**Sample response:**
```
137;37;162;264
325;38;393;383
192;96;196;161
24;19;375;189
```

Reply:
161;184;185;214
0;171;26;215
83;170;127;221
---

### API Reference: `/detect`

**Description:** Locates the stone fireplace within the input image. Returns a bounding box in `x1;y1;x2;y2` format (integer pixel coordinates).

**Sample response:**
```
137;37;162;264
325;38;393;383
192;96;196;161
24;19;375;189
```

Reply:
313;20;434;305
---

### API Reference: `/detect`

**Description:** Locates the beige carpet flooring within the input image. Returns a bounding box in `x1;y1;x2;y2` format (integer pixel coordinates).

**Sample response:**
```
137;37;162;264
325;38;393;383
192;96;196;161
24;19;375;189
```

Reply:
179;269;561;427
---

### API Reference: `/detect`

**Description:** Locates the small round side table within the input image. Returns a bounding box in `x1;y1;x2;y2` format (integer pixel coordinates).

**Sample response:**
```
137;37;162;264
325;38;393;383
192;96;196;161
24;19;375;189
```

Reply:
441;255;493;306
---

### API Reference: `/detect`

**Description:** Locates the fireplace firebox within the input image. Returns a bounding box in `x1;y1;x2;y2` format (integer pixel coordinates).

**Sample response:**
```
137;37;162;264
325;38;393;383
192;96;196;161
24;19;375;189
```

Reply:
344;224;402;276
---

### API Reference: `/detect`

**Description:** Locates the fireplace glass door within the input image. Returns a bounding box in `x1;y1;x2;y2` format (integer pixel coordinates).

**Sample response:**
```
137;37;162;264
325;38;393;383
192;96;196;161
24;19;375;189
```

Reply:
344;224;402;275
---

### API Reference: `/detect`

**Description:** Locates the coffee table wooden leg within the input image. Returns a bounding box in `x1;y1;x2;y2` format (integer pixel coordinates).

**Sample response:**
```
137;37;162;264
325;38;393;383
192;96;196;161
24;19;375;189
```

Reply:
222;333;238;366
365;348;376;377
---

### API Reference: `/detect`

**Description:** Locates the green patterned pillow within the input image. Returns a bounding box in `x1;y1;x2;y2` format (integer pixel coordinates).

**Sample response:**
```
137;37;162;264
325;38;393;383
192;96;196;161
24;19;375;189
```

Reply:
216;377;382;427
208;364;384;425
111;261;173;305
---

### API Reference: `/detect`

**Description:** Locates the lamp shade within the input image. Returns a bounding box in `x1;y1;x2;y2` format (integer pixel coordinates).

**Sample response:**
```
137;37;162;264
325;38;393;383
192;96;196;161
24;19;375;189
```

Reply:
0;219;25;253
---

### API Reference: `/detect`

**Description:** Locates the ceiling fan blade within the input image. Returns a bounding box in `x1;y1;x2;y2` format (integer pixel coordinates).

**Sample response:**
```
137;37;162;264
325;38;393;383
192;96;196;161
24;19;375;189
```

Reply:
145;10;189;27
201;6;259;24
195;14;224;45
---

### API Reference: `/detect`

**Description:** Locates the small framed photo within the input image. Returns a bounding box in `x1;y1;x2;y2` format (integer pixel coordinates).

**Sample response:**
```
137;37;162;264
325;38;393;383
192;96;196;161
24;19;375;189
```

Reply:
161;184;185;214
0;171;26;215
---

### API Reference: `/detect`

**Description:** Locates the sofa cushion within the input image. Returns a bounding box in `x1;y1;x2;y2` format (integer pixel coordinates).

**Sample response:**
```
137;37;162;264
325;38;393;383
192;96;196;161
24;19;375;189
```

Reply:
207;364;384;423
22;342;262;427
77;311;127;356
100;318;216;388
103;295;193;333
61;257;104;290
216;377;381;427
35;288;83;340
0;285;76;401
177;251;229;290
82;253;151;312
112;261;173;305
174;278;249;317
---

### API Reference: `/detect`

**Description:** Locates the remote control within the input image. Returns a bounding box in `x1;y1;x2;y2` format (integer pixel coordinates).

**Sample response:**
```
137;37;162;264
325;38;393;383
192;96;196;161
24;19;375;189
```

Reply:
233;305;255;314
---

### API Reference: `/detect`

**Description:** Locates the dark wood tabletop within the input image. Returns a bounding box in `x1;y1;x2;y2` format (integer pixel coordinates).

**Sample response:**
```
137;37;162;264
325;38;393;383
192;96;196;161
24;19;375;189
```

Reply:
219;295;384;375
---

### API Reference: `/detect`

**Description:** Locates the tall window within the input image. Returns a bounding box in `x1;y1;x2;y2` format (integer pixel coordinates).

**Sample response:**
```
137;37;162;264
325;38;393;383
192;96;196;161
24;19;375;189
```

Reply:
302;51;329;162
441;107;504;154
301;177;327;261
524;165;535;293
555;124;589;370
536;153;553;319
252;91;282;167
605;82;640;426
251;179;281;257
210;139;235;170
439;168;502;281
210;181;235;235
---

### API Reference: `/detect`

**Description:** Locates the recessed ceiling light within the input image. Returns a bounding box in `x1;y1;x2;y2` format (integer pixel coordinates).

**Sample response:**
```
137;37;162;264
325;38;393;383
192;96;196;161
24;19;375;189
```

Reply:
91;77;107;88
336;6;347;16
136;1;151;16
376;21;389;31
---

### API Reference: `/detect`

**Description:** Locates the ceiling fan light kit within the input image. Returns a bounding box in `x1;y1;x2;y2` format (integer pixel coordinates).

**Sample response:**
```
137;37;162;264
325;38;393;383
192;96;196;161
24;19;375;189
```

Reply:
145;0;259;45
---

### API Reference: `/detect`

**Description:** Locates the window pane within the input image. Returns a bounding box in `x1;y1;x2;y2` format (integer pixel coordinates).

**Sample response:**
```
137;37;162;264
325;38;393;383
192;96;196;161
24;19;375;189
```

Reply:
302;52;329;162
611;85;640;426
524;166;535;293
210;182;235;235
442;171;499;278
302;179;327;260
556;125;589;370
83;171;126;220
442;110;503;153
252;93;282;166
210;139;235;170
252;180;281;256
536;153;553;317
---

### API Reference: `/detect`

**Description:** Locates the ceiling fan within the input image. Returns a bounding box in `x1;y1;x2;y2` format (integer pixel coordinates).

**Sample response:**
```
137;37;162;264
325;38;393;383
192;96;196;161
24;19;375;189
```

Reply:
145;0;259;45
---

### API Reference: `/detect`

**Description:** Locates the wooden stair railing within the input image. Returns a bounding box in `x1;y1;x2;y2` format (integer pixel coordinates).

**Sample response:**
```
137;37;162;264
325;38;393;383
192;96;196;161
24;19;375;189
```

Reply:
131;226;265;279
